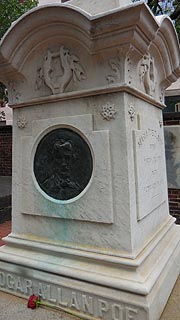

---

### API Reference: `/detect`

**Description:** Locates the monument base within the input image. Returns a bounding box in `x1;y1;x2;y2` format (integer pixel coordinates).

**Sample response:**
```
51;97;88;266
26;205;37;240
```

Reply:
0;218;179;320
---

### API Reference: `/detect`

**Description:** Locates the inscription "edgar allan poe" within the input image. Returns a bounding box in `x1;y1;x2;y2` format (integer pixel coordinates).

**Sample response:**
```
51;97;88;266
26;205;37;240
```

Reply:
0;271;140;320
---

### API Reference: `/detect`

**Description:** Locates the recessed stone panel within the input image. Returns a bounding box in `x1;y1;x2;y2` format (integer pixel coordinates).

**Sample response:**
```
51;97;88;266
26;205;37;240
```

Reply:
20;114;114;224
133;127;167;220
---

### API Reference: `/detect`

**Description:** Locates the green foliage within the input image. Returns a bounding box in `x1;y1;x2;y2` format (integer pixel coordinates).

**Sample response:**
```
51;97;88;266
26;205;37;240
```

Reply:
0;0;38;39
0;0;38;104
175;19;180;39
133;0;180;40
0;82;8;106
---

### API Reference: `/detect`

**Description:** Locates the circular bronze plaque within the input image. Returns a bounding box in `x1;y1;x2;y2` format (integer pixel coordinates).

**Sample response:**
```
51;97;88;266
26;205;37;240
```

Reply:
34;128;93;201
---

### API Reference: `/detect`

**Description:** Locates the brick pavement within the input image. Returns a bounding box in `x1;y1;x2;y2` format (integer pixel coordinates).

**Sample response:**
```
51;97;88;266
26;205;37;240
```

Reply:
0;219;11;246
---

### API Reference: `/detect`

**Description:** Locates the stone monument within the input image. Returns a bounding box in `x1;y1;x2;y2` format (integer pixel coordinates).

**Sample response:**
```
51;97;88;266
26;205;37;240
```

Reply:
0;1;179;319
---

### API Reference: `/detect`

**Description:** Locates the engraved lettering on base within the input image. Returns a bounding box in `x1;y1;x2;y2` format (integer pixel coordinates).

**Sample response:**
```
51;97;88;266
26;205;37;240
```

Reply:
98;299;109;318
112;303;123;320
0;270;141;319
125;307;138;320
69;291;80;310
82;295;93;315
57;288;68;306
7;274;14;290
34;128;93;201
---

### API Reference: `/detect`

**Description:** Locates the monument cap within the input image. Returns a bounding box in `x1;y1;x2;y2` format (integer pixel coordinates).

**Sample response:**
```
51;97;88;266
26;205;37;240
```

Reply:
38;0;133;15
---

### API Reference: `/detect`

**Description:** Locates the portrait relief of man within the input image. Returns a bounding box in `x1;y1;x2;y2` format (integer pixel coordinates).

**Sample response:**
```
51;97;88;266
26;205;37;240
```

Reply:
34;128;93;201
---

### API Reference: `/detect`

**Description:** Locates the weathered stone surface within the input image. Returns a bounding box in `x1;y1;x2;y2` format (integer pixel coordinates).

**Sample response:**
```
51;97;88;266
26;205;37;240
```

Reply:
66;0;132;15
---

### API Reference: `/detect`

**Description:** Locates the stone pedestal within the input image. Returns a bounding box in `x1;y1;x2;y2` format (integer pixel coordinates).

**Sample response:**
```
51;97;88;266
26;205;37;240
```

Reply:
0;1;179;319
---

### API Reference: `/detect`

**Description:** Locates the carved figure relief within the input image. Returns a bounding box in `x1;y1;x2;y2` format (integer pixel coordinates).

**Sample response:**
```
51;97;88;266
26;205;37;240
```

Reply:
17;116;28;129
101;102;117;120
139;53;156;96
36;46;86;94
34;128;93;201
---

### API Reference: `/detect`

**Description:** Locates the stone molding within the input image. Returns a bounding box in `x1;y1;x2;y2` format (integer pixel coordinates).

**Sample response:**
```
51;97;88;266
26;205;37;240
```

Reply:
9;85;166;110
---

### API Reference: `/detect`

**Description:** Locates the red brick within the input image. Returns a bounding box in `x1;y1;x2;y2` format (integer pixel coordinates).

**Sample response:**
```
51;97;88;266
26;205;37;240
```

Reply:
169;202;179;207
0;126;12;176
168;194;178;199
165;120;180;125
0;220;11;246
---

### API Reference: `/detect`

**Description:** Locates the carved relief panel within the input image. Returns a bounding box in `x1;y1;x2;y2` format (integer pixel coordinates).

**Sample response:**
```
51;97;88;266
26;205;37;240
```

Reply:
35;46;86;95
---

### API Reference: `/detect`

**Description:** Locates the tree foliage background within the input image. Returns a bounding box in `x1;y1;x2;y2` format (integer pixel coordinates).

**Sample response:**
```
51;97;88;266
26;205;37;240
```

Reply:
0;0;179;105
0;0;38;103
148;0;180;40
134;0;180;40
0;0;38;40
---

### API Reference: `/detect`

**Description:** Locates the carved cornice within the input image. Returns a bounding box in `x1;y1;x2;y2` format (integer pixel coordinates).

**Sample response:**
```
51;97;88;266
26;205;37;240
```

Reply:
9;84;165;110
0;2;179;103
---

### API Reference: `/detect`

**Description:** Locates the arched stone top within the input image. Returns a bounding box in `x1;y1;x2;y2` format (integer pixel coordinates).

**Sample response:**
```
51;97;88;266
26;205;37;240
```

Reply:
0;2;179;106
155;15;180;81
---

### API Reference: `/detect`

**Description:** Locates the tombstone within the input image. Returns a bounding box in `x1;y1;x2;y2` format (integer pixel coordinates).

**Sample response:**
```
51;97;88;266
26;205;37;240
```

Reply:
0;1;180;319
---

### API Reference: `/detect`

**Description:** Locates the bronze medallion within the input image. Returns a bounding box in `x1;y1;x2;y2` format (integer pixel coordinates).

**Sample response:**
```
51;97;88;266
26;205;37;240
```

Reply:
34;128;93;200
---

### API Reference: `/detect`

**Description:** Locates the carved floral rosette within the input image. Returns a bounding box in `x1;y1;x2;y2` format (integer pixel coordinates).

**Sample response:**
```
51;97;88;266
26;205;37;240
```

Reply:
101;102;117;120
17;116;28;129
